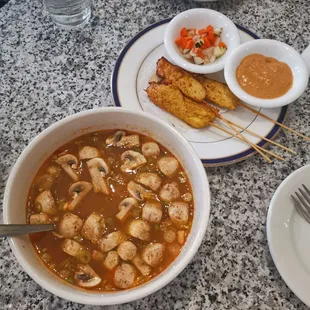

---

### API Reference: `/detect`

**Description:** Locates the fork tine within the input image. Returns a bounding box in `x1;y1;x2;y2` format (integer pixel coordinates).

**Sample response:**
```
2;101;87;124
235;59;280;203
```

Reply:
291;195;310;224
295;191;310;214
302;184;310;196
299;187;310;207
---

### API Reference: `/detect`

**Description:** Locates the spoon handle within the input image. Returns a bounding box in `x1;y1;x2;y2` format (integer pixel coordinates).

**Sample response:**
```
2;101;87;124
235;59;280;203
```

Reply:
0;224;54;238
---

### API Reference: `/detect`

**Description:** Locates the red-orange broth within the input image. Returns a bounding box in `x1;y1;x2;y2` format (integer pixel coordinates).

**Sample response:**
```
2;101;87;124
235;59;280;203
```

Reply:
26;130;194;291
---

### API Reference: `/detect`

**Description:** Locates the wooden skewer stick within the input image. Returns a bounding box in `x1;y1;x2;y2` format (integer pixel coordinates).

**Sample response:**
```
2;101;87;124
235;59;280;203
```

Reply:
211;123;284;161
226;120;296;155
208;106;272;162
238;101;310;142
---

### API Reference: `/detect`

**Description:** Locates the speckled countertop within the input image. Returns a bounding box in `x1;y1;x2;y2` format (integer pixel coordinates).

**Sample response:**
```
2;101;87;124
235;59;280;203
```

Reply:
1;0;310;309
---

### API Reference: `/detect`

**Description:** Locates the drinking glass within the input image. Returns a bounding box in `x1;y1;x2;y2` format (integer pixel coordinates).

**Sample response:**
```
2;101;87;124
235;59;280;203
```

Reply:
44;0;92;29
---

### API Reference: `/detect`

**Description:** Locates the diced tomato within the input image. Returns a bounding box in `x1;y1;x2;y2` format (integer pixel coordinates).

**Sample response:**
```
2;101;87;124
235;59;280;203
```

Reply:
206;25;214;32
175;37;184;47
184;39;195;49
181;27;188;37
198;28;208;35
219;42;227;48
201;37;211;49
208;31;216;45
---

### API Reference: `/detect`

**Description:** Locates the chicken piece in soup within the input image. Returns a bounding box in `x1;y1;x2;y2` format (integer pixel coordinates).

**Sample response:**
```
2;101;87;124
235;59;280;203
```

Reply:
26;130;193;291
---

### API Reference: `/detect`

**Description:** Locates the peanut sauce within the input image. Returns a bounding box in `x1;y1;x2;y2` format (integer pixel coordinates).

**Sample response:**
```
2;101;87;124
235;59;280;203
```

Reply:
236;54;293;99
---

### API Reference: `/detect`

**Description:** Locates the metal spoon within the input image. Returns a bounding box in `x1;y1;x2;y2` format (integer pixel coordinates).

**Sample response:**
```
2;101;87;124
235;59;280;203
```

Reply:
0;224;54;238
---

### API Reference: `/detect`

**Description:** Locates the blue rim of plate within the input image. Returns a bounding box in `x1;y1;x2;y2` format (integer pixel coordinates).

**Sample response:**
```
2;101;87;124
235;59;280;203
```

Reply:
111;18;288;167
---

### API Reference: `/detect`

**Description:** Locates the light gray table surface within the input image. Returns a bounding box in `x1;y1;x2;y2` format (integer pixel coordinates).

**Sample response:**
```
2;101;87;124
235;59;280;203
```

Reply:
1;0;310;309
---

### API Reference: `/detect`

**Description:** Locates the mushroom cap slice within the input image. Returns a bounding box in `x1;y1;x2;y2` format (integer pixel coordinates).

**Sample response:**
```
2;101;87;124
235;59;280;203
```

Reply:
58;212;83;238
136;172;162;192
86;158;110;194
29;213;50;225
79;146;102;160
114;263;136;289
168;202;189;226
128;219;151;241
142;142;160;158
65;181;93;211
74;264;101;288
120;151;147;172
131;255;152;276
34;190;57;215
158;156;179;178
117;241;137;261
116;197;139;222
56;154;80;181
141;243;165;267
61;239;82;256
98;231;127;252
81;212;105;243
127;181;155;202
142;202;163;223
159;182;180;202
106;130;126;146
116;135;140;148
103;250;120;270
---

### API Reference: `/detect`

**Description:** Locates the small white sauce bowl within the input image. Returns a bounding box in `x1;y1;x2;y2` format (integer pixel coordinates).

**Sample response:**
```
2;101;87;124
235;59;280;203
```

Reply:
224;39;309;108
164;9;241;74
3;107;210;305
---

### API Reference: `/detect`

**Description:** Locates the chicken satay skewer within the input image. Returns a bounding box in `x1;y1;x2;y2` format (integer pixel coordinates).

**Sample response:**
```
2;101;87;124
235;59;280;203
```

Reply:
238;102;310;142
207;105;272;163
225;120;296;154
211;123;284;161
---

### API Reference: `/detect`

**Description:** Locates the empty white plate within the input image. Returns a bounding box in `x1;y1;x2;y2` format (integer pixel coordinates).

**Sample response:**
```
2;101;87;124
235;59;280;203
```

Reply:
267;164;310;307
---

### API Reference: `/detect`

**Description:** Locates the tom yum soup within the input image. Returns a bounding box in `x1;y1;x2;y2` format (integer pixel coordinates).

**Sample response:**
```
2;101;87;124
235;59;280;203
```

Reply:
26;130;193;291
236;54;293;99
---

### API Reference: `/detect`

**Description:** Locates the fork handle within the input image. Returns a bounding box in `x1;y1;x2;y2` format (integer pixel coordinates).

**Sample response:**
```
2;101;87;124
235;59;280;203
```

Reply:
0;224;54;238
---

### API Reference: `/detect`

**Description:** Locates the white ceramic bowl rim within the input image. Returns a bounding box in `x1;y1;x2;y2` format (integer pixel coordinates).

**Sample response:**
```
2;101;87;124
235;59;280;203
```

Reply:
224;39;309;108
3;107;210;305
164;8;241;74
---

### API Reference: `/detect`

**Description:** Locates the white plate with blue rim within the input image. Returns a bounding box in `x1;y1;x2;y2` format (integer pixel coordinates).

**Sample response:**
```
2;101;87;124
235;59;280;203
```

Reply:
267;164;310;307
111;19;287;167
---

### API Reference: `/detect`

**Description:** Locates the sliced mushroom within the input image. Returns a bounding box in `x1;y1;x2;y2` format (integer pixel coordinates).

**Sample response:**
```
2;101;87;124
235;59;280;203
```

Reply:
58;212;83;238
29;213;50;225
106;130;126;145
103;250;120;270
116;197;139;222
74;264;101;288
98;231;127;252
81;212;105;243
35;174;54;192
142;202;162;223
64;181;93;211
116;135;140;148
141;243;165;267
79;146;102;160
158;156;179;177
34;190;57;215
86;158;110;194
127;181;155;201
131;255;151;276
168;202;189;226
120;151;147;172
136;172;162;191
61;239;82;256
128;219;150;241
159;182;180;202
114;263;136;289
117;241;137;261
177;230;186;245
142;142;160;158
164;230;176;243
56;154;79;181
168;243;181;256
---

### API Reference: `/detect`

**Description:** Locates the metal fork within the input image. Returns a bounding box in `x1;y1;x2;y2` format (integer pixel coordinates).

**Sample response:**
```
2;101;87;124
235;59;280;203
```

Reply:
291;184;310;223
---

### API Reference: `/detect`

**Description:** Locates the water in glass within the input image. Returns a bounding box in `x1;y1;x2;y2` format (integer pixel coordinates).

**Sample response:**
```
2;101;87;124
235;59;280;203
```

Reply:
44;0;92;29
